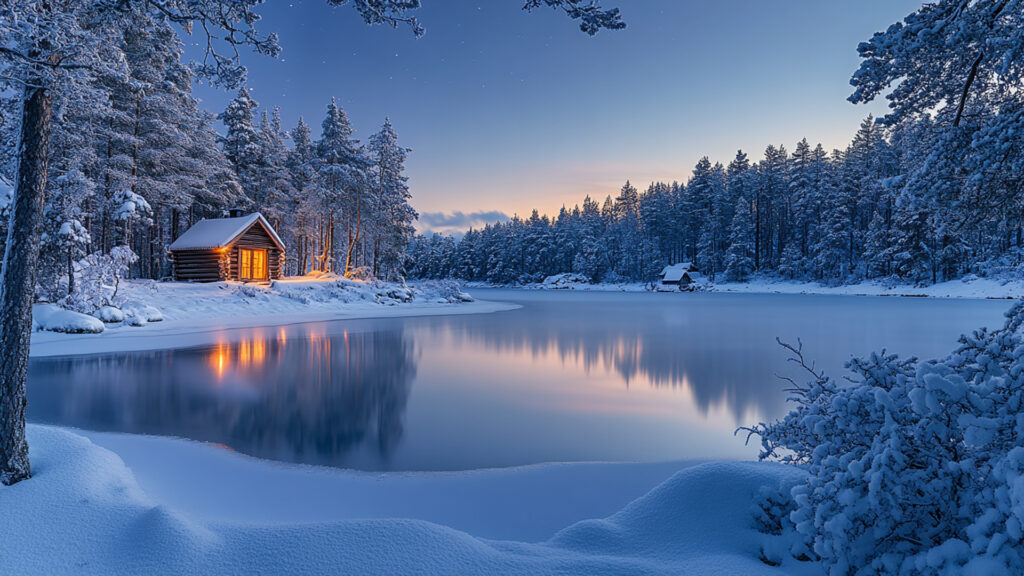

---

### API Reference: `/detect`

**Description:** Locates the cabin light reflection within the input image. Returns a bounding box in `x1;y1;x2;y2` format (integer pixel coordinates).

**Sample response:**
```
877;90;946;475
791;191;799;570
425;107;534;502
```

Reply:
206;328;367;385
209;342;230;381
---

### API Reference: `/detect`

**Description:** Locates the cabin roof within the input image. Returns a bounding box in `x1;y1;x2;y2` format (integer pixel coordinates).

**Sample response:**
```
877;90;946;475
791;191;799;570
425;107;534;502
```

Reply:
660;262;698;282
168;213;285;251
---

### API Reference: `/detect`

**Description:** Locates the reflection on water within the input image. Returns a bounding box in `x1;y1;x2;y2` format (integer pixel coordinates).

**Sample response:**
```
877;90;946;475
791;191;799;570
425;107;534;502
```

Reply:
27;290;1012;470
29;326;414;469
431;312;784;421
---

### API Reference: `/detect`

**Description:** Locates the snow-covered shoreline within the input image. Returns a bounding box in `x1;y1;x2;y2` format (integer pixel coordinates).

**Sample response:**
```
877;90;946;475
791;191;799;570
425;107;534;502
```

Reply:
469;274;1024;300
30;277;519;358
1;425;814;576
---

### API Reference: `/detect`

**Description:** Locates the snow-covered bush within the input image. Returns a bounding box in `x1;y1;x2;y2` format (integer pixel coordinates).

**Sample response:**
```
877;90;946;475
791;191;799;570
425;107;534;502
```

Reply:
92;305;125;324
377;283;413;303
64;246;138;313
346;266;375;281
743;304;1024;575
542;273;590;289
414;280;473;303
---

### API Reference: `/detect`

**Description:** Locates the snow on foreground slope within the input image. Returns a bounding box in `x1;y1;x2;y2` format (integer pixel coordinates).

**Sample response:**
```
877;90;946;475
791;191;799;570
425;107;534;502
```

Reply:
1;426;820;576
30;277;517;357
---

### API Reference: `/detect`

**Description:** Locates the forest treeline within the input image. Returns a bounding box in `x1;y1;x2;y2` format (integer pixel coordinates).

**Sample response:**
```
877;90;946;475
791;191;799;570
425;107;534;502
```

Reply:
406;116;1024;285
0;18;416;303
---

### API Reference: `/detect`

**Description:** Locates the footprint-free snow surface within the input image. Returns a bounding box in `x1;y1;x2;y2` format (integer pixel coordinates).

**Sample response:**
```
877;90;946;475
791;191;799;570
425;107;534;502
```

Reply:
0;426;821;575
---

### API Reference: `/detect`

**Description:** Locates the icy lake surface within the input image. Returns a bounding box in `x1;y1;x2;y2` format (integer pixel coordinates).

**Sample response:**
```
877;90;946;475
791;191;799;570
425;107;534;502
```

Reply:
27;290;1012;471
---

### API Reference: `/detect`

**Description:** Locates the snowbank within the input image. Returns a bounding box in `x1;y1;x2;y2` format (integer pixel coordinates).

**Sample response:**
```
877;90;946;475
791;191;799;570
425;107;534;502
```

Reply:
30;277;517;357
711;274;1024;299
471;274;1024;299
1;426;819;576
32;304;105;334
81;430;691;542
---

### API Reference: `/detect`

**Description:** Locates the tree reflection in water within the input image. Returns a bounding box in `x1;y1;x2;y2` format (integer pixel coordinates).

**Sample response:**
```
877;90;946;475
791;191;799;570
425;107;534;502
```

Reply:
413;297;789;422
28;325;415;469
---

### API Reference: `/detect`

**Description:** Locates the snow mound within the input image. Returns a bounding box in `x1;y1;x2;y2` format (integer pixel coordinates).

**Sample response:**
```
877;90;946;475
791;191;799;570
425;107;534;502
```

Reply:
32;304;105;334
2;426;818;576
92;305;125;324
122;301;164;325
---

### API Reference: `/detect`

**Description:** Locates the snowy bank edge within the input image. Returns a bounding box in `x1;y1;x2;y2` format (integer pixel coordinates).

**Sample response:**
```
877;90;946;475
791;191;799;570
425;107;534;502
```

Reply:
29;299;520;358
468;276;1024;300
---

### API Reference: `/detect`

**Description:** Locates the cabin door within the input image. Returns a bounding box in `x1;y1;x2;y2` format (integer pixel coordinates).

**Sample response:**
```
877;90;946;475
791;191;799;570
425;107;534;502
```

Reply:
239;248;268;281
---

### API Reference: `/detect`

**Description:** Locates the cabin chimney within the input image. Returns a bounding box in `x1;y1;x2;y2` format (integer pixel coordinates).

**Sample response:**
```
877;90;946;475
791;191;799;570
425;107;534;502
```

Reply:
228;208;245;218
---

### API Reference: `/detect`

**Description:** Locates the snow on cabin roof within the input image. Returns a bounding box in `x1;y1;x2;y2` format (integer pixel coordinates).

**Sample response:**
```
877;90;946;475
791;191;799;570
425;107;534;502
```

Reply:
168;213;285;251
660;262;698;282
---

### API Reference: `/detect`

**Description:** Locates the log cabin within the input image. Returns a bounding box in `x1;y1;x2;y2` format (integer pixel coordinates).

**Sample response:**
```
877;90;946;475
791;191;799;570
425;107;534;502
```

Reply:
659;262;702;287
168;212;285;282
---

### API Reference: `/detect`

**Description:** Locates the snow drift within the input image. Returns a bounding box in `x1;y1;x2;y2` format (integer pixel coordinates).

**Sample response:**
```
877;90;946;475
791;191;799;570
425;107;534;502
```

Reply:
1;426;818;576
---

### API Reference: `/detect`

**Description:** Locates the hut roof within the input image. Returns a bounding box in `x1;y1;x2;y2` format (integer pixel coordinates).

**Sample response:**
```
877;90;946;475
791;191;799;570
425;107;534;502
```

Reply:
168;213;285;251
660;263;698;283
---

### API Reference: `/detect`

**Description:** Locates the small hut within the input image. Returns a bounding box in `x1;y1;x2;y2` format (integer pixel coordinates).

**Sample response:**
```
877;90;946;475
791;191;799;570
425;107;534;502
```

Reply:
659;262;702;287
168;212;285;282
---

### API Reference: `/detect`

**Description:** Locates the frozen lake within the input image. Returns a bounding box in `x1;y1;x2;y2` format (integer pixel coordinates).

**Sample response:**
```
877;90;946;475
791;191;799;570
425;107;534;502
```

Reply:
27;290;1011;471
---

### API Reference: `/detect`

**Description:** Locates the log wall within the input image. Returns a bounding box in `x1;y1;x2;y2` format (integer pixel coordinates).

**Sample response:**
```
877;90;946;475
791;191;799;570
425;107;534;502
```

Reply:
169;249;228;282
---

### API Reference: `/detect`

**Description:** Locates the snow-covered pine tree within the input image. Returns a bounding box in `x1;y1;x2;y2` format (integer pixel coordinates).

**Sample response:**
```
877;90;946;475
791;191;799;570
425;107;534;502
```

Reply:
724;196;755;282
38;169;93;302
286;117;318;275
255;108;297;232
219;87;263;204
367;118;417;280
316;98;372;274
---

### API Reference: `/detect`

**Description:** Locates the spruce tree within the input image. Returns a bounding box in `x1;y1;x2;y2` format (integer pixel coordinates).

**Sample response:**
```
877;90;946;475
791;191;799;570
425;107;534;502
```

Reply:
724;197;755;282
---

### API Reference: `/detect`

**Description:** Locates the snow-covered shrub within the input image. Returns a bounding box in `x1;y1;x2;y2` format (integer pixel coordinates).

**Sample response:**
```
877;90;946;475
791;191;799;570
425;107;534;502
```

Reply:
414;280;473;303
346;266;375;281
754;484;814;567
742;304;1024;575
92;305;124;324
377;284;413;303
65;246;138;313
542;273;590;289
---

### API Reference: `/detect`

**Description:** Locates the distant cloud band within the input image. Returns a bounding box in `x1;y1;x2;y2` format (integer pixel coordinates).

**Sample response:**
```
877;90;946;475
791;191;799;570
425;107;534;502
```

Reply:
418;210;510;232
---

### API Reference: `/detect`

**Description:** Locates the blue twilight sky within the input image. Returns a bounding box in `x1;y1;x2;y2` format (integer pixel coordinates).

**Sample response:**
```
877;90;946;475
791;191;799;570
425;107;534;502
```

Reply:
187;0;923;233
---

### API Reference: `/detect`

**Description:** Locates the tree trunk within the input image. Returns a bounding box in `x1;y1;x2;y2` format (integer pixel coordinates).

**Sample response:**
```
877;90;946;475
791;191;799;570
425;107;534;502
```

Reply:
1;83;53;485
67;248;74;297
345;200;360;276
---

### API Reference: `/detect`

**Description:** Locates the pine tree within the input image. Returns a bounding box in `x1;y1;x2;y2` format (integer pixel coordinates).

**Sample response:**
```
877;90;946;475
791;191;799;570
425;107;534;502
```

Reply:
724;197;755;282
367;118;417;280
316;97;371;274
220;87;262;203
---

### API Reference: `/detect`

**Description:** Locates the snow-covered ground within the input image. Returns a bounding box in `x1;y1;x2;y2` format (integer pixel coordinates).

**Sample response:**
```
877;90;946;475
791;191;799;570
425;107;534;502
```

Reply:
712;274;1023;299
472;273;1024;299
31;276;518;357
1;425;818;576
